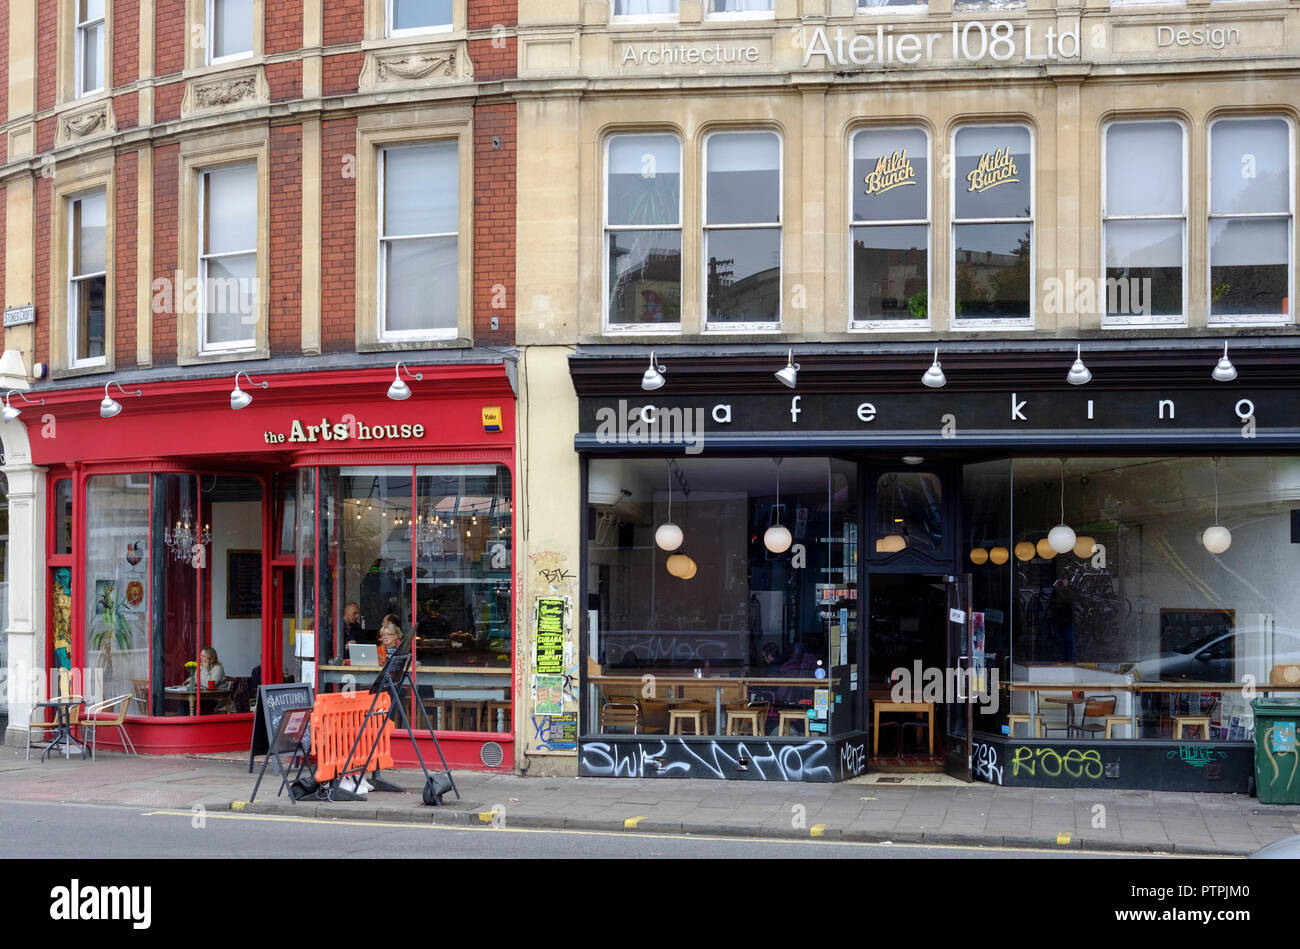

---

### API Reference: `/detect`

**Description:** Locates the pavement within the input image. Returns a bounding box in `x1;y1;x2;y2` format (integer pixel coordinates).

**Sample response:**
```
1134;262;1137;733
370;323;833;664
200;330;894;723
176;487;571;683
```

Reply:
2;745;1298;855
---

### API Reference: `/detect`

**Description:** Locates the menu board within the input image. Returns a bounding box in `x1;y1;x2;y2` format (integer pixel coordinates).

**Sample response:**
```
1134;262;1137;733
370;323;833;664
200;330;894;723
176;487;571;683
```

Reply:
226;550;262;619
534;597;567;676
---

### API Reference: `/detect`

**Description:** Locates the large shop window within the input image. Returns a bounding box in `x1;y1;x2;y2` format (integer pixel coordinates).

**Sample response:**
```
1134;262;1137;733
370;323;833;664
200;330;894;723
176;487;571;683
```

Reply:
379;142;459;340
85;476;150;711
1103;121;1185;325
852;127;930;326
605;134;682;329
1209;117;1293;324
962;456;1300;743
586;458;859;738
952;125;1033;325
199;163;258;353
69;190;107;368
316;465;512;734
703;131;781;327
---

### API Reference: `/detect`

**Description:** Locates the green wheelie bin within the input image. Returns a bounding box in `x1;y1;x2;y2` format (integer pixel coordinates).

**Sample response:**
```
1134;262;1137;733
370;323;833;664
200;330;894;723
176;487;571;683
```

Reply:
1251;697;1300;803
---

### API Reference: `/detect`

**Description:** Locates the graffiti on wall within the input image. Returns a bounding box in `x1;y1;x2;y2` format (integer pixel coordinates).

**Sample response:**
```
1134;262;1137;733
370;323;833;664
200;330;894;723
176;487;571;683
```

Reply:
1010;745;1107;780
839;740;868;779
972;739;1004;785
1167;745;1229;768
581;738;837;782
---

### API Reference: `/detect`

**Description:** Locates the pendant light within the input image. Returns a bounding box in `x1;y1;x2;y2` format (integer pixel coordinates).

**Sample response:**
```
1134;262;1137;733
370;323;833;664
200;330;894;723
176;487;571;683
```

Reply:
989;546;1010;565
1203;458;1232;554
1073;536;1097;559
969;547;989;565
763;458;793;554
1211;342;1237;383
875;473;907;553
921;347;946;388
1067;345;1092;386
1014;541;1036;562
1036;537;1058;560
654;461;684;552
1047;459;1077;554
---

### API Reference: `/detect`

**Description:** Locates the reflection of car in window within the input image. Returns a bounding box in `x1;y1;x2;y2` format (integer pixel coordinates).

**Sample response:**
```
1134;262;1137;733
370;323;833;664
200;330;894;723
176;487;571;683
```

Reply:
1133;629;1300;682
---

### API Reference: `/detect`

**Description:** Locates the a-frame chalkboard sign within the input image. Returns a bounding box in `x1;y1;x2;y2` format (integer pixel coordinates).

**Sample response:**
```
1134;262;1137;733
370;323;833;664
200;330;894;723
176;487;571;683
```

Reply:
247;682;315;772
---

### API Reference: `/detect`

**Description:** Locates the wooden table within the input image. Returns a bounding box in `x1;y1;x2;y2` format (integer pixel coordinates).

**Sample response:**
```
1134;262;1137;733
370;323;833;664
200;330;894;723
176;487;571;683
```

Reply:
164;685;234;715
873;700;934;755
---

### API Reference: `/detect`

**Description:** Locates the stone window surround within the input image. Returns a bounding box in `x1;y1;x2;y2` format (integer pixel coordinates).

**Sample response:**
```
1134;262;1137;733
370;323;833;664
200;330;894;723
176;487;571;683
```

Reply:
49;155;116;379
176;127;271;367
186;0;265;72
366;0;467;42
57;0;113;106
354;105;476;352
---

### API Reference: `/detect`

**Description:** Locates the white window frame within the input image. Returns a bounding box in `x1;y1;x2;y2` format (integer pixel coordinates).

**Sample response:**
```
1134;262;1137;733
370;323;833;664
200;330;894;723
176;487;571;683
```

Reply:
386;0;454;38
602;132;683;335
68;189;108;370
377;141;460;343
859;0;929;16
1100;119;1188;329
206;0;255;65
75;0;106;99
849;126;932;332
1207;115;1295;328
702;130;782;333
610;0;680;24
949;123;1035;330
706;0;775;21
198;164;258;355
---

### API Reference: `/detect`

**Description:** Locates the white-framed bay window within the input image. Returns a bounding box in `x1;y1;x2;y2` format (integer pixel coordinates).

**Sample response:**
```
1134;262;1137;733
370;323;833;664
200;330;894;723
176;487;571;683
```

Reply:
851;126;930;328
208;0;255;63
1102;120;1187;326
605;133;682;331
75;0;106;98
703;130;781;329
69;190;108;368
199;163;259;354
379;141;459;341
388;0;453;36
1209;116;1294;326
951;124;1033;327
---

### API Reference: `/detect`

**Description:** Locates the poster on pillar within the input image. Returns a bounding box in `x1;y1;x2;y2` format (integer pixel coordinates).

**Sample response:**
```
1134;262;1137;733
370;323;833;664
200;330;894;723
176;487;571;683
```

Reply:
526;551;580;756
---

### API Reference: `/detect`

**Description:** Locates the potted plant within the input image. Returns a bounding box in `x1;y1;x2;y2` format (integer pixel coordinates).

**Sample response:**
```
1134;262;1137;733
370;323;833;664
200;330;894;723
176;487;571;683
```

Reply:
90;585;134;652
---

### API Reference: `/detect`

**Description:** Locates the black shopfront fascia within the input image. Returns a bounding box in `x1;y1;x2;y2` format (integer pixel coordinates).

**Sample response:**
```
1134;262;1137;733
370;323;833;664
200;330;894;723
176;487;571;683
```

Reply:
569;342;1300;787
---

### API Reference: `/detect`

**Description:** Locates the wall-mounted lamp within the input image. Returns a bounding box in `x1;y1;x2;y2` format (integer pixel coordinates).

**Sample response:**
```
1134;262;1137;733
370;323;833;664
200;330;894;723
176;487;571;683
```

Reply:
1067;345;1092;386
230;371;268;410
1212;341;1237;383
641;352;666;391
388;362;423;401
775;349;799;389
1;390;44;422
100;381;141;419
921;347;946;388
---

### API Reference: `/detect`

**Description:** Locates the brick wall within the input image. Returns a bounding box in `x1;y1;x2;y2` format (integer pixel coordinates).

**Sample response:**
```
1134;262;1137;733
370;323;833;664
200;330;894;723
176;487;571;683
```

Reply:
114;90;139;130
322;52;363;97
155;0;185;77
320;117;357;353
114;151;139;369
36;0;55;111
34;176;51;369
265;0;303;56
468;0;518;30
472;101;515;345
155;80;184;124
113;0;140;89
323;0;363;46
467;36;516;83
267;60;302;102
151;144;180;366
270;124;303;356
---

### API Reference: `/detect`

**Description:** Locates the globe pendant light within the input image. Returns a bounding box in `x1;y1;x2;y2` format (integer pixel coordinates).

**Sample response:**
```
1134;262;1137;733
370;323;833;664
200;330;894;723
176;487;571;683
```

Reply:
1073;536;1097;559
969;547;989;566
1212;341;1237;383
764;458;793;554
1067;345;1092;386
989;546;1010;565
921;347;946;388
654;461;683;552
666;553;692;577
1203;458;1232;554
1014;541;1036;562
1048;458;1077;554
1036;537;1057;560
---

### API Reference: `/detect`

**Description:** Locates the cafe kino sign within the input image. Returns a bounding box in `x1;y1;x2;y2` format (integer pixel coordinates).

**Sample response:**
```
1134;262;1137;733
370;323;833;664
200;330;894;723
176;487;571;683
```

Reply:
803;21;1080;66
263;416;426;444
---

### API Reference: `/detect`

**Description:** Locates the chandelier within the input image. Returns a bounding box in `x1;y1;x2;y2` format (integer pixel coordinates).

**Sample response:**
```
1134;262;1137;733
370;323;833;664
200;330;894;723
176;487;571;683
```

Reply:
414;509;447;560
164;505;211;562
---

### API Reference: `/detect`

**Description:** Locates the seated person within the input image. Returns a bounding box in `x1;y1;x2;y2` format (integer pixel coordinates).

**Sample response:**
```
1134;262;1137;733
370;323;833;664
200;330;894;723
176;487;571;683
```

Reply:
183;647;227;688
377;623;403;664
416;600;452;640
342;602;365;646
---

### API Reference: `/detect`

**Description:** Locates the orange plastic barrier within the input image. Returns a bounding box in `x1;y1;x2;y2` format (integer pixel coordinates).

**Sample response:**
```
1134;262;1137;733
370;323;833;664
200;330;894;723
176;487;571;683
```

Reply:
311;691;395;783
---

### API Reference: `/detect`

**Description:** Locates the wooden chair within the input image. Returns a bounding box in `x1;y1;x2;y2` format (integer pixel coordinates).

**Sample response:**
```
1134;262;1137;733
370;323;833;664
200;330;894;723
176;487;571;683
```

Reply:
423;700;449;730
600;697;642;734
1078;695;1117;739
1007;713;1043;738
80;694;136;758
132;679;150;714
1104;716;1131;738
450;700;486;732
485;700;512;733
1173;716;1210;740
778;709;809;736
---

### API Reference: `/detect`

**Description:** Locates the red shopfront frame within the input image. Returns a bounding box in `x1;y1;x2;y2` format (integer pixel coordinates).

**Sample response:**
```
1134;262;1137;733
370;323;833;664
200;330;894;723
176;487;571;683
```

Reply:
27;364;517;769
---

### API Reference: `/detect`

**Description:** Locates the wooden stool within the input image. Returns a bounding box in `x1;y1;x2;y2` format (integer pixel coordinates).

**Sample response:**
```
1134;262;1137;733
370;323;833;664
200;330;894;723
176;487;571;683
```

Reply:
778;710;809;736
1007;714;1043;738
485;701;512;733
725;709;762;736
451;700;486;732
1104;716;1130;738
668;709;706;735
1173;716;1210;740
423;701;448;731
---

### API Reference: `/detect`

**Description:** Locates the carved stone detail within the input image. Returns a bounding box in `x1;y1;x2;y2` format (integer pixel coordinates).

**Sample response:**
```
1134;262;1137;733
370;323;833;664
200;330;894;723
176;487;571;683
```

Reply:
182;67;269;118
55;101;117;146
359;40;475;90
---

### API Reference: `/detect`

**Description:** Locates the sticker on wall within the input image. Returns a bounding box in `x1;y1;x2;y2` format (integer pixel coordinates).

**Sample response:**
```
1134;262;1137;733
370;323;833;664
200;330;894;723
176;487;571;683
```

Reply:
535;675;564;716
949;608;967;624
814;689;830;711
1273;721;1297;754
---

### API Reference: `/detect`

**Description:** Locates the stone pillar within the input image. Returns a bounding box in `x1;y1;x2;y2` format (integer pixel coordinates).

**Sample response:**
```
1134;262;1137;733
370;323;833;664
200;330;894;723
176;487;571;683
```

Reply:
1;409;47;747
